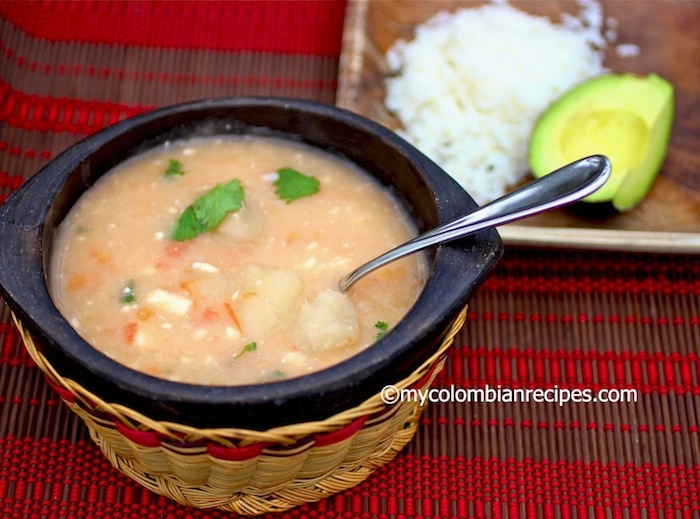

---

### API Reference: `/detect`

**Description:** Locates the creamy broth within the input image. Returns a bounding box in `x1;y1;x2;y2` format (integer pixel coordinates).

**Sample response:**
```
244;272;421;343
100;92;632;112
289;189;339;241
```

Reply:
50;136;425;385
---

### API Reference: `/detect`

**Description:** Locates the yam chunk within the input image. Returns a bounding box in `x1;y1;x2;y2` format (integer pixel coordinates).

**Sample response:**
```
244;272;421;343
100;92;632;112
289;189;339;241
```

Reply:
215;198;266;244
237;265;303;337
297;289;359;352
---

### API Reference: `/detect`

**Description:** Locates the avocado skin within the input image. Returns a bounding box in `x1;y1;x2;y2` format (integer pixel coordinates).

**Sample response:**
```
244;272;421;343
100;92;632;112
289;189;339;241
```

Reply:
528;73;674;212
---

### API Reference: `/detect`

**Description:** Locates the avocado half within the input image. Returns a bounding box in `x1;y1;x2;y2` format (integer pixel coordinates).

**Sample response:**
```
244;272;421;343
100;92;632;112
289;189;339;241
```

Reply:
528;73;674;212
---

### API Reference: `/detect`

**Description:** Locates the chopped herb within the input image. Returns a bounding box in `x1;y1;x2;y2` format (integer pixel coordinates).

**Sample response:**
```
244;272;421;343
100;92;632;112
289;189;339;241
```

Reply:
273;167;320;203
375;321;389;340
164;159;185;177
171;179;245;241
76;225;90;234
121;279;136;304
259;369;286;383
234;342;257;360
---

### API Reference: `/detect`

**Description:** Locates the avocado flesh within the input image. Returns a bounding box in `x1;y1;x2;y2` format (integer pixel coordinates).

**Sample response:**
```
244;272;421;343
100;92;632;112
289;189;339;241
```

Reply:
528;73;674;211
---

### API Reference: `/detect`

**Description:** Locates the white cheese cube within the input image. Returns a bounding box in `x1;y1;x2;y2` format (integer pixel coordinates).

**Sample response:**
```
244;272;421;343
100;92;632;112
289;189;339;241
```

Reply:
191;261;220;273
144;289;192;316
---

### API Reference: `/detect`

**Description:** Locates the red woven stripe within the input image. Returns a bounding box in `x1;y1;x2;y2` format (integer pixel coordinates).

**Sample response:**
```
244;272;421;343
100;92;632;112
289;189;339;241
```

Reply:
0;170;24;189
113;421;161;448
3;341;698;396
0;322;19;349
420;416;700;435
43;377;75;405
467;309;699;326
483;273;700;295
1;437;699;517
0;39;338;96
438;347;700;394
314;416;367;447
485;250;700;295
363;456;700;518
0;0;346;57
0;80;153;135
207;442;270;462
0;140;52;161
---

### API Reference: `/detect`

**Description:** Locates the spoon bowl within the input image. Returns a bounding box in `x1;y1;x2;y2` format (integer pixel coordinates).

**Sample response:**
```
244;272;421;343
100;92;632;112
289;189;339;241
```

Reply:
340;155;612;291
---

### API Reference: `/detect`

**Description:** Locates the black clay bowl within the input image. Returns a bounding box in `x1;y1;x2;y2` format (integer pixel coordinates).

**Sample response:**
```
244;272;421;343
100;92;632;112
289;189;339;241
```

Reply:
0;97;502;429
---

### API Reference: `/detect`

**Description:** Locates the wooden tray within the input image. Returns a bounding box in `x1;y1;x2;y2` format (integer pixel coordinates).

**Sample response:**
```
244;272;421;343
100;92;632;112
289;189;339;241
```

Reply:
337;0;700;253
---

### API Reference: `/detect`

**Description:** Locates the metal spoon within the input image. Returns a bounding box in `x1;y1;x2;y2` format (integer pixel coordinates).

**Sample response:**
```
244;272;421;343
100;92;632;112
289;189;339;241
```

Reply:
339;154;611;292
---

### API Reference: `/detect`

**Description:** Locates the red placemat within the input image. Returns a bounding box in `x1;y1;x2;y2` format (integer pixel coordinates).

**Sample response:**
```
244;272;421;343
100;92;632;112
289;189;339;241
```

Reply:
1;2;699;518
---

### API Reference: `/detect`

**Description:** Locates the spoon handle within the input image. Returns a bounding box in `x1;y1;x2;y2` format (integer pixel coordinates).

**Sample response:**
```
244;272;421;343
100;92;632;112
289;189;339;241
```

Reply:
339;155;611;292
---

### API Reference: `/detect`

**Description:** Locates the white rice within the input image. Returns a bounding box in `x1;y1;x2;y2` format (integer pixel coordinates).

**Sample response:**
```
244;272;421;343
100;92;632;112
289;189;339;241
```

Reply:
384;0;624;205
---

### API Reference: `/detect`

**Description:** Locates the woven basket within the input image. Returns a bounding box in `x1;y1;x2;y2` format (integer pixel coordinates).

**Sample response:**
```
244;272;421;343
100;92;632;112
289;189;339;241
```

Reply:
15;308;466;514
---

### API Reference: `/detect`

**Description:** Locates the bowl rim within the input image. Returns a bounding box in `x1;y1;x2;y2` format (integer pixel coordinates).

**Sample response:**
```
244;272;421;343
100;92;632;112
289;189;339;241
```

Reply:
0;96;503;428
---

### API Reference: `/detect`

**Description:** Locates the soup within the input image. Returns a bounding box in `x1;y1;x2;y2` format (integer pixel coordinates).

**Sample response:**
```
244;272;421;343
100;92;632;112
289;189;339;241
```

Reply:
50;135;425;385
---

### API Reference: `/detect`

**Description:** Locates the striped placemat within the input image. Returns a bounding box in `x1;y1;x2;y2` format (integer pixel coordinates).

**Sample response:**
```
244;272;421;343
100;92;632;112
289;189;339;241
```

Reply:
1;2;699;517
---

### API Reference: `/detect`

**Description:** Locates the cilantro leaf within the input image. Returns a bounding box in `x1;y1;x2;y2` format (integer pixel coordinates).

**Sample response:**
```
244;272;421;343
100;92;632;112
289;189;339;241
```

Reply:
234;342;257;360
171;179;245;241
191;181;244;229
120;279;136;304
165;159;185;177
375;321;390;340
273;167;320;203
171;206;203;241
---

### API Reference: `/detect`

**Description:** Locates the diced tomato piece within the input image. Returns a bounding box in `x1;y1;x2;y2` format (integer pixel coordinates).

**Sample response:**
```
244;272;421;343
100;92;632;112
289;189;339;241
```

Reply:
123;322;138;344
163;241;191;257
199;307;220;323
